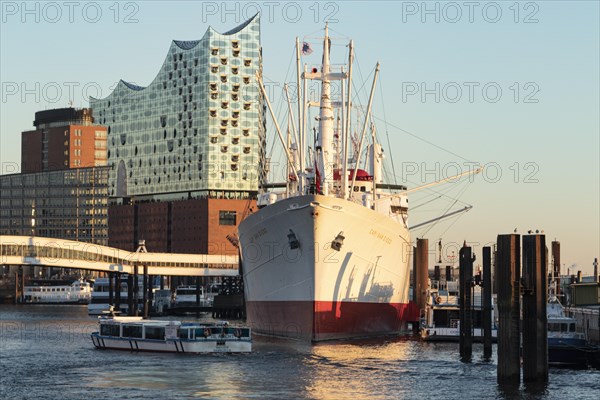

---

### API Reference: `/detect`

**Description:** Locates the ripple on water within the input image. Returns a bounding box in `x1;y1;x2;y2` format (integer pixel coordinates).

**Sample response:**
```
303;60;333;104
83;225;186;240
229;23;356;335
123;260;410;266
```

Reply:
1;305;599;400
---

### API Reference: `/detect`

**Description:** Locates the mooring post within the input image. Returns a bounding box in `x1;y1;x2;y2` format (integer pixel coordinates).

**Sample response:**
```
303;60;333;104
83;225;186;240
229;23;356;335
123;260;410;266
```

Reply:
142;265;149;318
14;271;19;305
115;272;122;312
551;241;561;298
148;274;154;314
459;245;473;361
497;234;521;384
412;246;417;302
127;274;134;315
108;271;114;307
133;264;139;316
522;234;548;383
483;246;493;359
20;269;25;304
195;276;201;317
416;238;429;319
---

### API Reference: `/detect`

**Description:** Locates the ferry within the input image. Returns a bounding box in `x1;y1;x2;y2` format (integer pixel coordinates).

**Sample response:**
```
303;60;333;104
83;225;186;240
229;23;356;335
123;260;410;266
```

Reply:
23;279;92;304
91;315;251;353
174;285;212;308
420;279;498;342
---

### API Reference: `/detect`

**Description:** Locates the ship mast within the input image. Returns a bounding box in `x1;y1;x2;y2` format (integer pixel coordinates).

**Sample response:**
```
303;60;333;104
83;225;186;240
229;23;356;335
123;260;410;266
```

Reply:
317;24;334;196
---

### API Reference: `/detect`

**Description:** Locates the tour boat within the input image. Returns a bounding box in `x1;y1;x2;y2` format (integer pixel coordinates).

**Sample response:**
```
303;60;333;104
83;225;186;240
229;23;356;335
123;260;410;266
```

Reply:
23;279;92;304
88;276;145;315
91;315;251;353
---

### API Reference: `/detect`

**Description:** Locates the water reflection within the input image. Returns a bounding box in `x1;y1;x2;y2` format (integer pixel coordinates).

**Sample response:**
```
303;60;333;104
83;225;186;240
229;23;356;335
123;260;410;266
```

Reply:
1;305;598;400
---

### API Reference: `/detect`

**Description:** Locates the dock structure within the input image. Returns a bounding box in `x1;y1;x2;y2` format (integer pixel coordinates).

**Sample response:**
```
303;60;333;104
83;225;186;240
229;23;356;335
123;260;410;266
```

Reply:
522;234;548;383
482;246;493;359
415;238;429;317
551;241;561;298
459;245;474;361
496;234;521;385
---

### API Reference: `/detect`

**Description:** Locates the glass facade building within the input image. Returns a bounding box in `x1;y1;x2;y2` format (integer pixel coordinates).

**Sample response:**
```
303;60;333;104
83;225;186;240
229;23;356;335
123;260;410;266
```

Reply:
90;15;265;200
0;167;109;245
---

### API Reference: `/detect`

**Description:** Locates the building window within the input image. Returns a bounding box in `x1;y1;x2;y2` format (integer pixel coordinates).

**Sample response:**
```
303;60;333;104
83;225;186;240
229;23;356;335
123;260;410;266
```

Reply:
219;211;236;226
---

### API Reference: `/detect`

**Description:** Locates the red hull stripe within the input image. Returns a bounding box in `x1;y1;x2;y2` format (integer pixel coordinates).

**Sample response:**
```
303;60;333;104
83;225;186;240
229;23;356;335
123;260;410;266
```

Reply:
247;301;420;341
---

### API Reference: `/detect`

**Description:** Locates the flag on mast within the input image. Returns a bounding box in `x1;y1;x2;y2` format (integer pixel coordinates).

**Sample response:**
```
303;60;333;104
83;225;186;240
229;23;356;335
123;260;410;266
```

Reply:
302;42;313;55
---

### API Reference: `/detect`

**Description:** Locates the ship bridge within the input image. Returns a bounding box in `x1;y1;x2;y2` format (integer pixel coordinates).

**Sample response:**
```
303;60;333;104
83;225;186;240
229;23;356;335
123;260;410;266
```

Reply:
0;236;238;277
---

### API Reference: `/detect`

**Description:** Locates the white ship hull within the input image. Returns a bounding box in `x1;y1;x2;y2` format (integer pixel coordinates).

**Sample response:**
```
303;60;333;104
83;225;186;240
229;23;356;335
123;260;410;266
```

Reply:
239;195;415;341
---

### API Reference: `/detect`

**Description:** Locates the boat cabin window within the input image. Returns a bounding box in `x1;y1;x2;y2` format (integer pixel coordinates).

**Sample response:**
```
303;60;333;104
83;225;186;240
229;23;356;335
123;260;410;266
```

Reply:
179;328;191;339
122;324;143;338
100;324;120;337
144;326;165;340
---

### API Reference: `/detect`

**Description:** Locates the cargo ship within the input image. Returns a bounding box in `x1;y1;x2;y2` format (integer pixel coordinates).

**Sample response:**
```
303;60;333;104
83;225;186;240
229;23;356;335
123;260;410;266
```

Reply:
238;25;417;341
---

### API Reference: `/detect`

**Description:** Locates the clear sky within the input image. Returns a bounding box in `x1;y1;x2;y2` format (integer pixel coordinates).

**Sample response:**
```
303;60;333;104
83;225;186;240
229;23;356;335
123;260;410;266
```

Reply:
1;1;598;275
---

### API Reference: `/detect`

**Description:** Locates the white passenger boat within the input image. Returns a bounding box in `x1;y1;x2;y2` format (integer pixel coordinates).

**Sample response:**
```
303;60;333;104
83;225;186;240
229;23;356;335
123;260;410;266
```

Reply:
91;316;251;353
88;276;145;315
174;285;212;308
23;279;92;304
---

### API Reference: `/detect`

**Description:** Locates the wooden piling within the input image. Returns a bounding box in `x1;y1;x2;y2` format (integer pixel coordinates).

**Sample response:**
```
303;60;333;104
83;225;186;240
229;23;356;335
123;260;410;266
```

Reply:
551;241;560;298
20;269;25;304
482;246;493;359
522;234;548;383
108;271;114;306
415;239;429;315
195;276;201;318
114;272;121;311
497;234;521;384
127;274;134;316
434;265;440;282
133;265;139;316
459;245;473;361
446;265;452;282
412;246;417;302
14;271;19;304
148;275;153;314
142;265;149;318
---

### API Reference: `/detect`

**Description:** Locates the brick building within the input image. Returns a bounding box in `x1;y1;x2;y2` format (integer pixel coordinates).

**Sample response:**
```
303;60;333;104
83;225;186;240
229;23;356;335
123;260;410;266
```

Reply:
21;107;107;173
